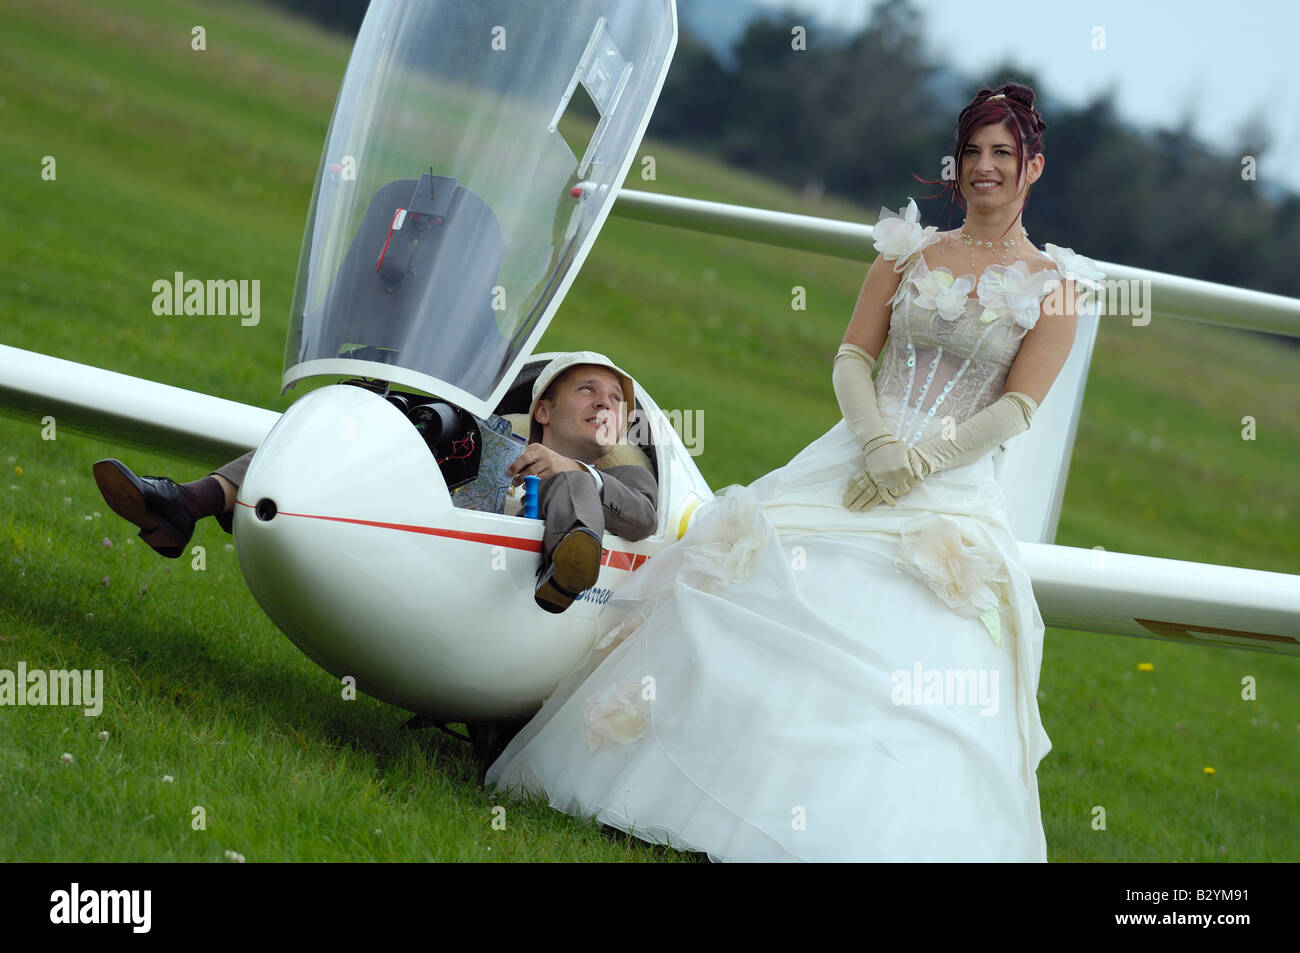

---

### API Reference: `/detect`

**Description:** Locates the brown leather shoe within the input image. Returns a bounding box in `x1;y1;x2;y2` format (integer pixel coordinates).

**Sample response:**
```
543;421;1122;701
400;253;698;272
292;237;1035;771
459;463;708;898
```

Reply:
92;459;196;558
534;528;602;614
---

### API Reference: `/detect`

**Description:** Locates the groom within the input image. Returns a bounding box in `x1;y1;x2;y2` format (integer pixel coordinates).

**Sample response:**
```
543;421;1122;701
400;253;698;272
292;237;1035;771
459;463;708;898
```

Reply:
506;351;658;612
91;351;657;614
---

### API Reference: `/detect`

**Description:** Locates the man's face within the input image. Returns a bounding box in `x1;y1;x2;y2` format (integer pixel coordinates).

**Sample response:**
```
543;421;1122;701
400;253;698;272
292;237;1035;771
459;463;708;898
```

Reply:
534;365;626;461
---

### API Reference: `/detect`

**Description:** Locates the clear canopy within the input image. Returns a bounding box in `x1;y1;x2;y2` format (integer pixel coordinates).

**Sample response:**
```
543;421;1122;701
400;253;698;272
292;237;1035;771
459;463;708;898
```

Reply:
284;0;677;416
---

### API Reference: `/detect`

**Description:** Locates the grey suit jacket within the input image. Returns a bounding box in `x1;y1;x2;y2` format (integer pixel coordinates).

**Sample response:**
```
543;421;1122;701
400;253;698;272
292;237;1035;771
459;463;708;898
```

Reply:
593;462;657;541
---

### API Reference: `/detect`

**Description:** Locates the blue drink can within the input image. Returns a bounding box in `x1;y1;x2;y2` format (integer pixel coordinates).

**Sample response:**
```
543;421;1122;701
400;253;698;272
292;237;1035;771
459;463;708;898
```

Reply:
523;475;540;519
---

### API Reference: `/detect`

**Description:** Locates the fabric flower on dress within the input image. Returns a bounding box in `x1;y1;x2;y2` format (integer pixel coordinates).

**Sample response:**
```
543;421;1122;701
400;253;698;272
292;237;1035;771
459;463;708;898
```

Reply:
892;515;1010;644
872;198;939;269
1042;243;1107;316
593;489;766;656
976;261;1060;330
1042;244;1106;289
678;489;766;593
583;682;650;752
911;267;977;321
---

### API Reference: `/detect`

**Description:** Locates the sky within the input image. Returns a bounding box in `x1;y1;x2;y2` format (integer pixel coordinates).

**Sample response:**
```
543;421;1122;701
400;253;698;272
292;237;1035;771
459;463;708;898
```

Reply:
748;0;1300;194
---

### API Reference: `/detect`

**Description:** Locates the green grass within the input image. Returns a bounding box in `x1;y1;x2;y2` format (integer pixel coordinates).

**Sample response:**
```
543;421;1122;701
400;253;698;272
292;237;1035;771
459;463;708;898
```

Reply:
2;0;1298;862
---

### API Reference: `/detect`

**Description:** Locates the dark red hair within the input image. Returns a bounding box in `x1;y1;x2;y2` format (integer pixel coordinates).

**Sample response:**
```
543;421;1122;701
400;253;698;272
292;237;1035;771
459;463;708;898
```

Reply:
918;82;1048;236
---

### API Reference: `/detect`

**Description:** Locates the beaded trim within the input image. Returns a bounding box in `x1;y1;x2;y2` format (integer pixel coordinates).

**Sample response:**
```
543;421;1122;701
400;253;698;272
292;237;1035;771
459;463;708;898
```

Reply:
898;311;1004;446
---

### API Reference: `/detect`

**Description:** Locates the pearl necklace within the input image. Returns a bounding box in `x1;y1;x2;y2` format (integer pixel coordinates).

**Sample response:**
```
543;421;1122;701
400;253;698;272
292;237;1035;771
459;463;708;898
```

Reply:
959;224;1028;269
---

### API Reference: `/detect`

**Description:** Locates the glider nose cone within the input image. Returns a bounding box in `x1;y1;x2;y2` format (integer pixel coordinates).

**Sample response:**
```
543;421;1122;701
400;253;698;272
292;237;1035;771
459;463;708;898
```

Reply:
232;384;452;702
231;383;603;721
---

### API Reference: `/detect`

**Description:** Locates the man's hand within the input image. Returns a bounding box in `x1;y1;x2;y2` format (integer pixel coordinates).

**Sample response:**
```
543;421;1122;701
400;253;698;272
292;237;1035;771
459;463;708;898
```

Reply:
508;443;584;486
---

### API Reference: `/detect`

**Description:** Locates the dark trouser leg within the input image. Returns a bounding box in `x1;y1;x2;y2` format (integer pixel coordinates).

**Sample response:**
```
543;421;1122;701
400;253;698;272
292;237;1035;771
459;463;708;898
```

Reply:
213;450;254;487
538;470;606;561
212;450;254;534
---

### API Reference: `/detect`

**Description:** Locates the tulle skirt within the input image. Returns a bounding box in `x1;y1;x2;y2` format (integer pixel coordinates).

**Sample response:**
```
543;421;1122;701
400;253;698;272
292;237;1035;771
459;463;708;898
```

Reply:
485;419;1052;862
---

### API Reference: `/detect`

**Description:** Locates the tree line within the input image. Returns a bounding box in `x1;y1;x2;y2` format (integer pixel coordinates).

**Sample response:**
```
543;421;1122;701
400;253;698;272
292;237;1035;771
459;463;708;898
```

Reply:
260;0;1300;306
653;0;1299;306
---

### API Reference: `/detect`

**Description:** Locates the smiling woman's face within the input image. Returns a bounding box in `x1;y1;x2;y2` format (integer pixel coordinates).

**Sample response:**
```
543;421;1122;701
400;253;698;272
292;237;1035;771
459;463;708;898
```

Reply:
960;121;1042;211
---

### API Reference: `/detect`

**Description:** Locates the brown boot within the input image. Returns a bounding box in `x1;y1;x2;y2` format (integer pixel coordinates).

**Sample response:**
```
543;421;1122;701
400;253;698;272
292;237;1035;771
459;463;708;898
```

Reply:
534;528;602;613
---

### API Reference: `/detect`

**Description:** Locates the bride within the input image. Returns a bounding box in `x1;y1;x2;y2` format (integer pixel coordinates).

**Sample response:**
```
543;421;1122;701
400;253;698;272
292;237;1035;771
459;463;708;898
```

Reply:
485;83;1105;862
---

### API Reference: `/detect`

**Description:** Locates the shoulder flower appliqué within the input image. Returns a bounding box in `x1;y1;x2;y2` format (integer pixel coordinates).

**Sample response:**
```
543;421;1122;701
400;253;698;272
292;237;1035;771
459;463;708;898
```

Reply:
1042;243;1107;316
873;198;939;270
1042;243;1106;289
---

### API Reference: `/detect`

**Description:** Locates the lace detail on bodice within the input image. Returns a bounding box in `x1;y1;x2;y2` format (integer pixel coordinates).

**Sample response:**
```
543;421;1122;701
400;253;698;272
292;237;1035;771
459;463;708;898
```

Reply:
875;254;1051;446
867;199;1105;447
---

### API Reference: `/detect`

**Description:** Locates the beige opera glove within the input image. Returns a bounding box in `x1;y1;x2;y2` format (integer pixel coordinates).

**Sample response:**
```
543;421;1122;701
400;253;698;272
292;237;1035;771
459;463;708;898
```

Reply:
909;391;1039;478
833;343;923;506
844;468;893;511
845;392;1039;513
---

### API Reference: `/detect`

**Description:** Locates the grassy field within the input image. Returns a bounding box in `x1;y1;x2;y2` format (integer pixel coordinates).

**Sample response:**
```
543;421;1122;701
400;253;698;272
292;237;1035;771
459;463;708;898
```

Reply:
1;0;1297;862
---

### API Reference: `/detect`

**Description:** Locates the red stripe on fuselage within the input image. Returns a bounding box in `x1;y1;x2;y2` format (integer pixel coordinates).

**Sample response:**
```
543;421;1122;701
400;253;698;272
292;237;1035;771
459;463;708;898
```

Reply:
234;500;650;569
604;550;635;571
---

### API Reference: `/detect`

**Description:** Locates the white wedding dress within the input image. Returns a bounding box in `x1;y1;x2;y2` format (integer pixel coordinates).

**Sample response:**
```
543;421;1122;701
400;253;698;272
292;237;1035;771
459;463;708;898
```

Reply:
486;201;1105;862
